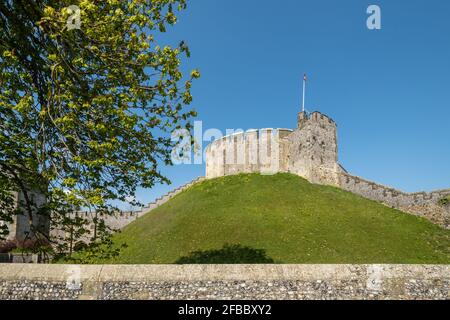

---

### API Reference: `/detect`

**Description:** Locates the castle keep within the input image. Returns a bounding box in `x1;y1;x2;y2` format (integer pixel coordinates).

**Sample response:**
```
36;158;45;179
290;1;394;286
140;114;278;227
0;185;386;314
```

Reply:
204;109;450;228
206;111;340;185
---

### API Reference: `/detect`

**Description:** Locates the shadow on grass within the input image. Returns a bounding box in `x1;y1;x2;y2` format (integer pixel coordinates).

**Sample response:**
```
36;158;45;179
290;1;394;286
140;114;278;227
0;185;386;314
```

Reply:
175;244;275;264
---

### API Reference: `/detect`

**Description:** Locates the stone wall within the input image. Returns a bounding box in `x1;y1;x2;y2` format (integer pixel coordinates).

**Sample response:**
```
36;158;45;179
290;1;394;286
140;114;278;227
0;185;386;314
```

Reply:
205;129;293;178
339;172;450;228
66;210;142;231
0;264;448;300
4;190;48;242
50;177;206;243
0;253;40;263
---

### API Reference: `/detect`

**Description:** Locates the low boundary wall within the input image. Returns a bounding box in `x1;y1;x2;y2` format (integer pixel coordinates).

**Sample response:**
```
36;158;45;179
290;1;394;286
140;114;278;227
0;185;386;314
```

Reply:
0;264;448;300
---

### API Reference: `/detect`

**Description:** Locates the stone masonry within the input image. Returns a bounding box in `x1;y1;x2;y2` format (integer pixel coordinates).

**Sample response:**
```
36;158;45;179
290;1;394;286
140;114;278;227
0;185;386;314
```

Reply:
49;177;205;243
4;177;205;244
0;264;448;300
205;111;339;185
3;190;48;242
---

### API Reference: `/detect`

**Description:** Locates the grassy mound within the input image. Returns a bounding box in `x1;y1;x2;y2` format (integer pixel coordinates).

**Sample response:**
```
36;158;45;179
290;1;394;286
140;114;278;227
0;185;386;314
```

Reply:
98;173;450;264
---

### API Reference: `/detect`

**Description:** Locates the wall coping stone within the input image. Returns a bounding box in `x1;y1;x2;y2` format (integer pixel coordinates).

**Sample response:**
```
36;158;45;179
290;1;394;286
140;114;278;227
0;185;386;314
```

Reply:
1;264;448;282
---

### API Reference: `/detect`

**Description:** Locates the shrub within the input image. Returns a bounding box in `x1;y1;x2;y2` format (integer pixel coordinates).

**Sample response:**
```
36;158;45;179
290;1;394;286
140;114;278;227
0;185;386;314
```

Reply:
73;241;88;252
438;196;450;206
8;239;52;253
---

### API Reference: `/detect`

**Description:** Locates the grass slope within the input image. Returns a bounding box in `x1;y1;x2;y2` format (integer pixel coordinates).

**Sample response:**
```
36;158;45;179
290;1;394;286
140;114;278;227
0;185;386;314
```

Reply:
102;173;450;264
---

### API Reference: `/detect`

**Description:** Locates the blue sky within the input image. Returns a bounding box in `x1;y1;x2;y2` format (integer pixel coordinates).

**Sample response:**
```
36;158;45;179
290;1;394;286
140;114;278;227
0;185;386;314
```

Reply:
130;0;450;208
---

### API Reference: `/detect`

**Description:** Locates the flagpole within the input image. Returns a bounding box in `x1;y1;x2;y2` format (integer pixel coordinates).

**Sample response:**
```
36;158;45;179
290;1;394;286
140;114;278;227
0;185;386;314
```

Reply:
302;74;306;113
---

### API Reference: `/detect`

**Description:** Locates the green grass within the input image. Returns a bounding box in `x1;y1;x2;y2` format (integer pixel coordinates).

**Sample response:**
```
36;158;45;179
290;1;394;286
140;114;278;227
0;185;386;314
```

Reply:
97;173;450;264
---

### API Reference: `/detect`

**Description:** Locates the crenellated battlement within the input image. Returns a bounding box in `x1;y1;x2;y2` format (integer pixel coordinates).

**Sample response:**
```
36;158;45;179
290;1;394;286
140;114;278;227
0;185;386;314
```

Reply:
339;172;450;228
205;128;293;149
48;177;207;244
205;128;293;178
298;111;336;129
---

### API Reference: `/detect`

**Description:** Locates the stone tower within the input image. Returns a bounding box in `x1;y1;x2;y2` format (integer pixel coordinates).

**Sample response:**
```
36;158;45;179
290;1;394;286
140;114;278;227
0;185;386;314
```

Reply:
285;111;339;185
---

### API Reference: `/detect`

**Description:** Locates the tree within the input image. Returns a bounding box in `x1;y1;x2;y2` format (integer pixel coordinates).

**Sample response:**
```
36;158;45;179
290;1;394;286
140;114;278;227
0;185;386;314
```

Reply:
0;0;199;260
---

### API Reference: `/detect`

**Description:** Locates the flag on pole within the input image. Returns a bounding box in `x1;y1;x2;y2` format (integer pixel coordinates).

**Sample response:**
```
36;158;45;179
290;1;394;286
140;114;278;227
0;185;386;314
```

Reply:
302;74;306;112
